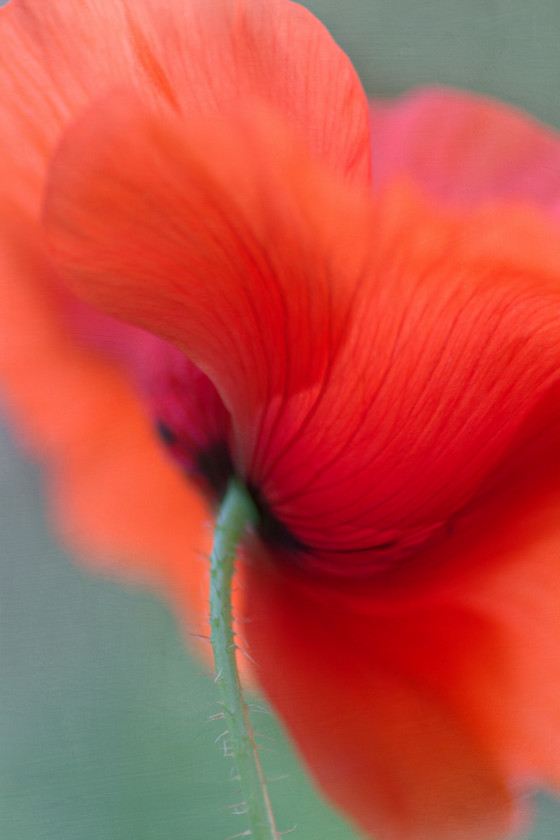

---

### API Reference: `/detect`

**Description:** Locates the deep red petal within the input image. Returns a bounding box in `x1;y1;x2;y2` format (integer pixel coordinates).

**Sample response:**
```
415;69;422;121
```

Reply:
370;87;560;217
244;551;515;840
258;191;560;571
244;410;560;838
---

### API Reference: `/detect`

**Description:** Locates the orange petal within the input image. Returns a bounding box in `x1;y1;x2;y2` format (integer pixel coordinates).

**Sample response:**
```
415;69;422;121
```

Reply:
129;0;372;184
0;0;369;221
0;202;213;658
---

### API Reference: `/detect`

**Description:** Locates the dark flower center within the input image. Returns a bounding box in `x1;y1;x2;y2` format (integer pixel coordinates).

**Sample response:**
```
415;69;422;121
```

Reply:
156;420;304;554
155;418;451;578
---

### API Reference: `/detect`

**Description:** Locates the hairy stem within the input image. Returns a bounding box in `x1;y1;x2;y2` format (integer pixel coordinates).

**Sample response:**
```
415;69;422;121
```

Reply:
210;478;279;840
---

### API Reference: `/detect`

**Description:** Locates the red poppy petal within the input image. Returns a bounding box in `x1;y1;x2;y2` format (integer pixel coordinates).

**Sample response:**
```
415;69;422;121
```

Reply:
243;412;560;838
0;0;137;216
370;87;560;216
427;409;560;793
131;0;372;184
243;551;515;840
43;91;375;461
0;204;213;660
241;187;560;576
0;0;369;222
45;92;560;574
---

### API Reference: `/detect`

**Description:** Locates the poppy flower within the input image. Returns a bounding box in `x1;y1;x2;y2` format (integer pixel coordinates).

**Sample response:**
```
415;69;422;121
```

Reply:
2;1;560;839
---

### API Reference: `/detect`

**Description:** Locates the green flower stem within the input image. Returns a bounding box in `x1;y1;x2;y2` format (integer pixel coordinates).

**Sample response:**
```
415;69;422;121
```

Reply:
210;478;280;840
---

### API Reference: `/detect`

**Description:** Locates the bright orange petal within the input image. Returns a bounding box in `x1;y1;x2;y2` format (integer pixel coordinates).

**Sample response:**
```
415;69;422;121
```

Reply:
131;0;372;184
0;0;369;221
0;203;212;657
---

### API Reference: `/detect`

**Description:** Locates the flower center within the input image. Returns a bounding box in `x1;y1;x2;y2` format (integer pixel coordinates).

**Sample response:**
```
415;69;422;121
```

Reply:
156;420;304;555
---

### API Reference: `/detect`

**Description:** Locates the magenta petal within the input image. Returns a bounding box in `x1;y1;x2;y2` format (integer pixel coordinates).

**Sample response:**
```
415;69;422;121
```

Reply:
370;87;560;219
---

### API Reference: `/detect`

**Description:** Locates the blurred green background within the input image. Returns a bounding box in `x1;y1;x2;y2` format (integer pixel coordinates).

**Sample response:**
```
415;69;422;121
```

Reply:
2;0;560;838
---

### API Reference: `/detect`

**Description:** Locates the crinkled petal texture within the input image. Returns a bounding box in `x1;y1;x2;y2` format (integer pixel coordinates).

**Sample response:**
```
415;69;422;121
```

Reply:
44;82;560;840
